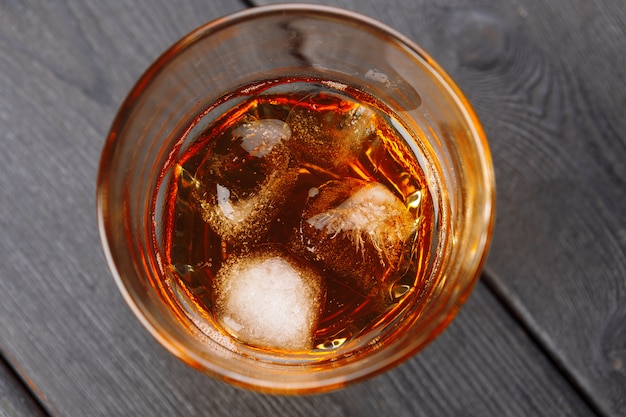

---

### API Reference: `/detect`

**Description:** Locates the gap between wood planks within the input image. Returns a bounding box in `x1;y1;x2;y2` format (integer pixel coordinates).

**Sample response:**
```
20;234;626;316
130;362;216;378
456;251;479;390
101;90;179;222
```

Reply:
481;268;606;417
0;353;51;417
241;0;258;8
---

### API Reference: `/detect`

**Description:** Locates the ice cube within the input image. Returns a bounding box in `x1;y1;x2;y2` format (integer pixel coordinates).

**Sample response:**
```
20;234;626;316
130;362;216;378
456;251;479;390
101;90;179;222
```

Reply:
290;178;416;296
213;245;326;351
194;118;298;243
285;91;375;172
234;119;289;158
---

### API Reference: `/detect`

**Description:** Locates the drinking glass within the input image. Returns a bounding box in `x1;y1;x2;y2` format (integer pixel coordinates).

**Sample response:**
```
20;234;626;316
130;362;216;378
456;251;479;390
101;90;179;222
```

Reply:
97;3;495;394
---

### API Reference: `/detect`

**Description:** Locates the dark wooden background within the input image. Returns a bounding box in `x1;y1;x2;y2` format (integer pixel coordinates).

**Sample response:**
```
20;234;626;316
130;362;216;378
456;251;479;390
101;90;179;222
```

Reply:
1;0;624;416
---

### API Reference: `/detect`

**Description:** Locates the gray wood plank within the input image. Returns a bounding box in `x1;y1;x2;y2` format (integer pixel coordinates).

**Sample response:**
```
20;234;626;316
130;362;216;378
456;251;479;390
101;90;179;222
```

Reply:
0;356;48;417
0;1;245;416
252;0;626;416
0;0;608;416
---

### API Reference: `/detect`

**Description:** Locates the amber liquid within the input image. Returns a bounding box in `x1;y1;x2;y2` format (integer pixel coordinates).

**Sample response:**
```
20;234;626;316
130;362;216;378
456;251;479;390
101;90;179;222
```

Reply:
160;79;436;355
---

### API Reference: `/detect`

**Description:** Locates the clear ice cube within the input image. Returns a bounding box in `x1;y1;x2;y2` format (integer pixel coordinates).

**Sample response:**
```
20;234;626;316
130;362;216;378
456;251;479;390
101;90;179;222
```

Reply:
291;178;416;296
213;246;326;351
194;118;298;243
285;91;375;172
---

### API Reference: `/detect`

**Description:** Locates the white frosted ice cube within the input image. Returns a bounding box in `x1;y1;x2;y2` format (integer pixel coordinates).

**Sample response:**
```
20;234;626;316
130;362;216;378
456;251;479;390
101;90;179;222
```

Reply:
214;247;325;351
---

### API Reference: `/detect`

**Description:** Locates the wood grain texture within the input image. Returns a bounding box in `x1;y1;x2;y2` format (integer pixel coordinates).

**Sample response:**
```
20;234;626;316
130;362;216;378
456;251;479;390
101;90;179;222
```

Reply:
252;0;626;415
0;0;618;416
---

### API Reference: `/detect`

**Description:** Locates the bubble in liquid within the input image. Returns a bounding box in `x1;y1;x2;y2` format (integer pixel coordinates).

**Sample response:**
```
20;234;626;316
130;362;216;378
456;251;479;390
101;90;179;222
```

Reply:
316;337;347;350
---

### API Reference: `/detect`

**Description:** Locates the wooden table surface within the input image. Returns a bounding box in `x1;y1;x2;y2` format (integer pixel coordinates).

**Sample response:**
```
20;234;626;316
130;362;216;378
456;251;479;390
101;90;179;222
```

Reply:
1;0;624;416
